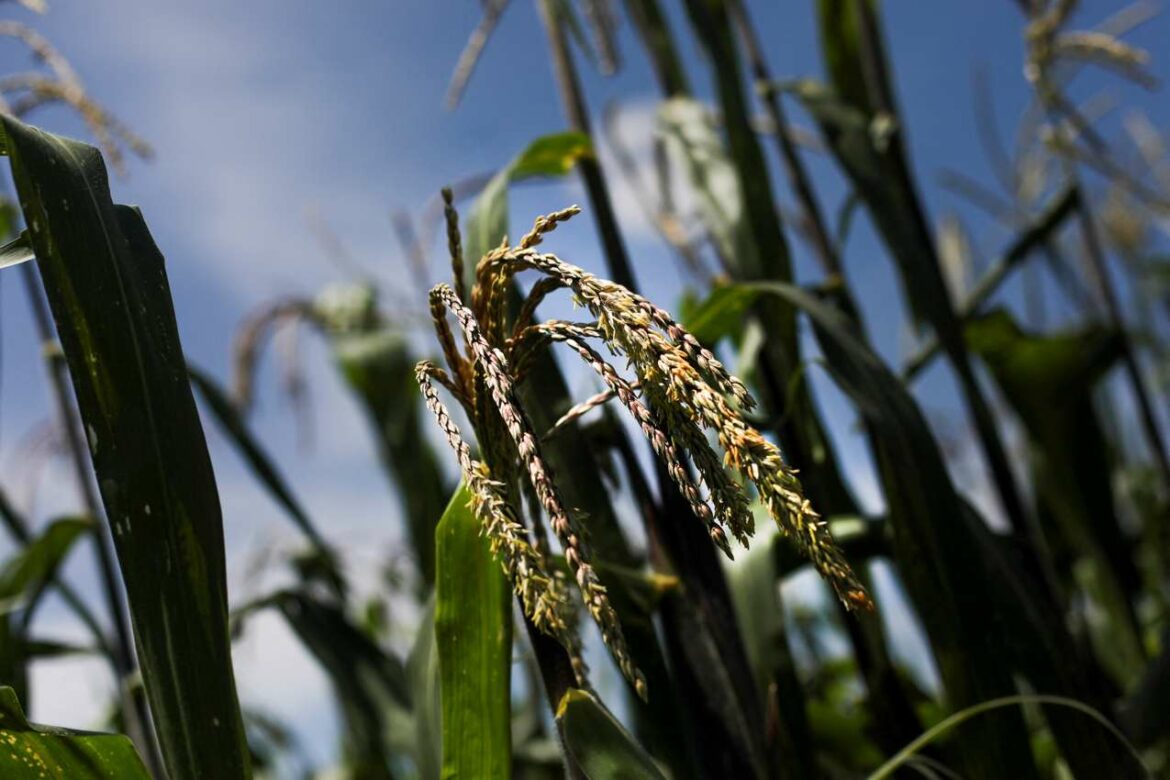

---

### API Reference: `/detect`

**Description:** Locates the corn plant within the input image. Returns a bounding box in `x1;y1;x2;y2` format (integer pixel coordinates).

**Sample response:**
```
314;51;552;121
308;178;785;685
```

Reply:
1;1;1169;779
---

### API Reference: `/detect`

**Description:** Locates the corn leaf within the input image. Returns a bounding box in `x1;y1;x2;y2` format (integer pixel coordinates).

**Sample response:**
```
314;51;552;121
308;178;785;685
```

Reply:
0;516;92;705
966;312;1143;682
406;600;441;780
331;326;449;590
187;363;344;594
277;593;408;779
683;282;760;343
739;280;1137;778
239;589;410;779
816;0;874;113
435;484;511;780
0;516;91;614
0;230;33;270
462;131;592;281
556;688;666;780
0;115;251;779
0;687;150;779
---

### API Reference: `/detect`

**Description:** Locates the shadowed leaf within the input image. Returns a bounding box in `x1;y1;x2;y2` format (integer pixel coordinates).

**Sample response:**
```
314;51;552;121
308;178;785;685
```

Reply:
556;688;667;780
0;516;90;615
0;115;250;779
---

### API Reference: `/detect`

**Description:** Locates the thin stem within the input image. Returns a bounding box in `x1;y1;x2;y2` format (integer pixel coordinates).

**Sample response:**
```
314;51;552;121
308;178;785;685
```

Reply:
903;185;1080;380
1073;187;1170;493
19;263;164;778
622;0;690;96
535;0;640;292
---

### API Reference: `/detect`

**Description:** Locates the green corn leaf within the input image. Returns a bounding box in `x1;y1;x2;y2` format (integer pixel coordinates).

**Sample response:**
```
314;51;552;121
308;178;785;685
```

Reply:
0;516;91;616
816;0;876;113
435;484;511;780
682;282;760;344
556;688;666;780
187;363;344;596
0;687;150;779
462;131;592;280
0;115;251;779
0;515;91;704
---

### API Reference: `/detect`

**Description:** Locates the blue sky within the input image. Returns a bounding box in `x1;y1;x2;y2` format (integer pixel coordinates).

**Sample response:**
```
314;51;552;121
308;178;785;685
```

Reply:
1;0;1167;771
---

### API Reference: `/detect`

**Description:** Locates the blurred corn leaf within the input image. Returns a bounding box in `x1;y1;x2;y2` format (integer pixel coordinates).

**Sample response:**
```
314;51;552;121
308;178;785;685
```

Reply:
0;686;150;779
724;525;818;779
792;81;942;328
330;322;450;591
435;484;511;780
239;589;410;779
463;131;592;281
188;363;344;596
0;491;110;704
555;688;666;780
658;96;755;273
0;230;33;270
816;0;877;115
730;280;1140;779
0;516;91;706
406;600;441;780
0;516;91;615
683;282;759;343
0;115;250;779
966;312;1144;683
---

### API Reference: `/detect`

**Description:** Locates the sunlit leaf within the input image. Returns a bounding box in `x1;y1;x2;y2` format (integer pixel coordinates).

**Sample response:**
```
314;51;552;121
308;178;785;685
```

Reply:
0;686;149;779
435;484;511;780
463;131;592;282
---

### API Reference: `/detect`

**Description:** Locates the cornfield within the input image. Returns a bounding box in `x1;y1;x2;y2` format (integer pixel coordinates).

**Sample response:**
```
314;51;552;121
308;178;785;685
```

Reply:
0;0;1168;778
